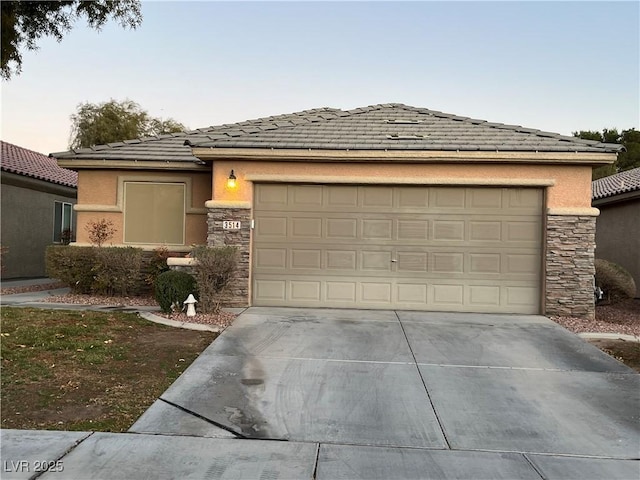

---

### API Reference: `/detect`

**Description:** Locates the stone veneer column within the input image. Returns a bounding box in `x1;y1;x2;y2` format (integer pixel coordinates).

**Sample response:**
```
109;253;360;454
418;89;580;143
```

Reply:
206;202;251;307
545;213;597;320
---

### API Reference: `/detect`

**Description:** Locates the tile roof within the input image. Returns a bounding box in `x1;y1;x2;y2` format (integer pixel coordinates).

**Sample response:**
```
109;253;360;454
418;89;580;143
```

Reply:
52;108;344;162
1;141;77;187
52;103;621;163
592;167;640;200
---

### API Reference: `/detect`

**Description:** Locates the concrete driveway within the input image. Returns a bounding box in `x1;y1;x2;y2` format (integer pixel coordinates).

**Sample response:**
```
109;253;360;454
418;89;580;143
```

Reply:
129;308;638;478
2;308;638;479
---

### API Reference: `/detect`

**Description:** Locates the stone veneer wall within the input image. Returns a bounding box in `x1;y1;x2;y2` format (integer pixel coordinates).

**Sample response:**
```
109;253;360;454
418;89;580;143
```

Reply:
545;214;597;319
206;206;251;307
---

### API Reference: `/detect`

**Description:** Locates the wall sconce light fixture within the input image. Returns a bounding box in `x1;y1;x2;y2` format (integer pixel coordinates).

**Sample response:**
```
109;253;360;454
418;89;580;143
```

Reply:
227;169;237;189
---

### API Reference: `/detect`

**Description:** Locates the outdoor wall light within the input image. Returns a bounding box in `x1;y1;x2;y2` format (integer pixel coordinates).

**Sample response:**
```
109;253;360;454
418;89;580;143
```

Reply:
227;170;237;189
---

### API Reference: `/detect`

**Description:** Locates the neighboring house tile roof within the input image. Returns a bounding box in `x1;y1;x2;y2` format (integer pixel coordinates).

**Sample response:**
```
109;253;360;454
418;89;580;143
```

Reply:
592;167;640;200
52;103;622;163
1;141;77;187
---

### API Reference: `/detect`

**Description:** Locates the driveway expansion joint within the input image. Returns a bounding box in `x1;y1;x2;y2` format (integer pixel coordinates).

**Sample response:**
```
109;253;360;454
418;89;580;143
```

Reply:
396;310;452;450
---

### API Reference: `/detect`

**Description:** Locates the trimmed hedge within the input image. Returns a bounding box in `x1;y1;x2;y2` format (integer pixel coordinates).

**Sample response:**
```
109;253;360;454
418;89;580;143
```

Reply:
46;246;97;294
154;270;199;314
46;246;144;296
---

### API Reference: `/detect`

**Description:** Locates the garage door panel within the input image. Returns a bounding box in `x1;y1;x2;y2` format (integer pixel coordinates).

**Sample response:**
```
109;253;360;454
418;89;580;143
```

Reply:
326;282;357;302
397;283;428;304
291;217;322;238
326;218;357;239
361;283;392;303
397;252;428;272
291;249;322;269
362;219;393;239
398;220;429;240
469;221;502;241
433;221;465;241
432;253;464;273
432;188;466;208
291;184;323;206
255;217;287;238
362;186;394;208
469;253;501;274
255;280;286;300
326;186;358;207
397;188;429;208
361;251;393;271
290;281;321;301
253;185;542;314
468;286;501;306
255;248;287;269
255;184;288;207
469;189;503;208
326;250;357;270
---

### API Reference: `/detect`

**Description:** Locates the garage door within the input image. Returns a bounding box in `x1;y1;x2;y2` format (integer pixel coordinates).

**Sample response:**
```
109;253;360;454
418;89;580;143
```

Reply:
252;184;542;314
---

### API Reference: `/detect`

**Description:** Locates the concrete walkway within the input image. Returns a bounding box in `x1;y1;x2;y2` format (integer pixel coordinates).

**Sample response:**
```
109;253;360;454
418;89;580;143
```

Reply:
1;285;638;479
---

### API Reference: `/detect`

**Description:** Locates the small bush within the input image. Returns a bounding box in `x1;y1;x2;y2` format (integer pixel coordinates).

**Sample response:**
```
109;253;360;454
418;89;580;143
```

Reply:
85;218;115;247
92;247;143;296
595;258;636;303
155;270;199;314
191;246;238;314
143;247;171;290
46;246;97;293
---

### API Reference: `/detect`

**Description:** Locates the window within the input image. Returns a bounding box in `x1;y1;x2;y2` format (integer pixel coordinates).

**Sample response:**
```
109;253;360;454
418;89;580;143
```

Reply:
123;182;186;245
53;201;73;243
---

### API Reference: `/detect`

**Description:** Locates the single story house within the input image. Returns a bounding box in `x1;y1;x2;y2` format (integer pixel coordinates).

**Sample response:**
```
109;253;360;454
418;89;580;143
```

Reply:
1;140;78;278
53;103;621;319
592;167;640;297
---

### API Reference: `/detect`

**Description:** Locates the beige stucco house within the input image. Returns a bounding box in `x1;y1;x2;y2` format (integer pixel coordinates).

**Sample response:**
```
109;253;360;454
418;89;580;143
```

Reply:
53;104;621;318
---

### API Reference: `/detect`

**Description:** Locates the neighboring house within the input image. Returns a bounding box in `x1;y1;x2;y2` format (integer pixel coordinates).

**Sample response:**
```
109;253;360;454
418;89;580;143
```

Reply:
1;141;78;279
592;167;640;297
53;103;621;319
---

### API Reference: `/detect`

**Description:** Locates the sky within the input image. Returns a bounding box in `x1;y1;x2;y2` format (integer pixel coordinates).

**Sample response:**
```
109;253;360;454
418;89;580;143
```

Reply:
1;1;638;155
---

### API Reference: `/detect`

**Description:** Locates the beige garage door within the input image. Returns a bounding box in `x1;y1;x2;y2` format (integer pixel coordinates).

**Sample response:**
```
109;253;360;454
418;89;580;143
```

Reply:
252;184;542;314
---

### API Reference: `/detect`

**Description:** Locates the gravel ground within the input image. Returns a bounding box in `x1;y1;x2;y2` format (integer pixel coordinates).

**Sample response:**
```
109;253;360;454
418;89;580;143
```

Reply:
5;286;638;336
552;299;640;337
41;293;236;329
0;282;65;295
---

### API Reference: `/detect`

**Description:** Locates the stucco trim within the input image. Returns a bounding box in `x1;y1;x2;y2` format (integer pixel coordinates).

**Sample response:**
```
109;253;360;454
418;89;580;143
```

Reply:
74;204;121;212
547;207;600;217
244;174;556;187
194;148;615;165
205;200;252;209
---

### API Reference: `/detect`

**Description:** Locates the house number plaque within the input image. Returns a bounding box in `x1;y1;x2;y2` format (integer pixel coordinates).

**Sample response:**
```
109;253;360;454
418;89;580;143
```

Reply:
222;221;241;230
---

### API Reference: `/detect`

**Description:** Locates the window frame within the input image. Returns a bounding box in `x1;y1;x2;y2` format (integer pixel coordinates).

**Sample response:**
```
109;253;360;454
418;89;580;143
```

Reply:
53;201;73;243
122;181;187;246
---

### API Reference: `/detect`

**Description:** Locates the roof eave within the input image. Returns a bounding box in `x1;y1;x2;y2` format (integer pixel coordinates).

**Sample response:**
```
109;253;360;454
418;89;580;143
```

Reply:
593;189;640;206
191;147;617;165
55;159;211;171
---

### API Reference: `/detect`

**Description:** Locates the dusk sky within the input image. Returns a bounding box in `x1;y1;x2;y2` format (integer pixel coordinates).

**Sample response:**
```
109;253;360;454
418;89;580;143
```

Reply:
1;1;638;155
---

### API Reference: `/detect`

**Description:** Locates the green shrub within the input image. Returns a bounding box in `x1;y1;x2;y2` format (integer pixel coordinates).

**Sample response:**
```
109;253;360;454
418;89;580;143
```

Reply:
191;246;238;313
595;258;636;303
154;270;199;314
92;247;143;296
46;246;96;293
